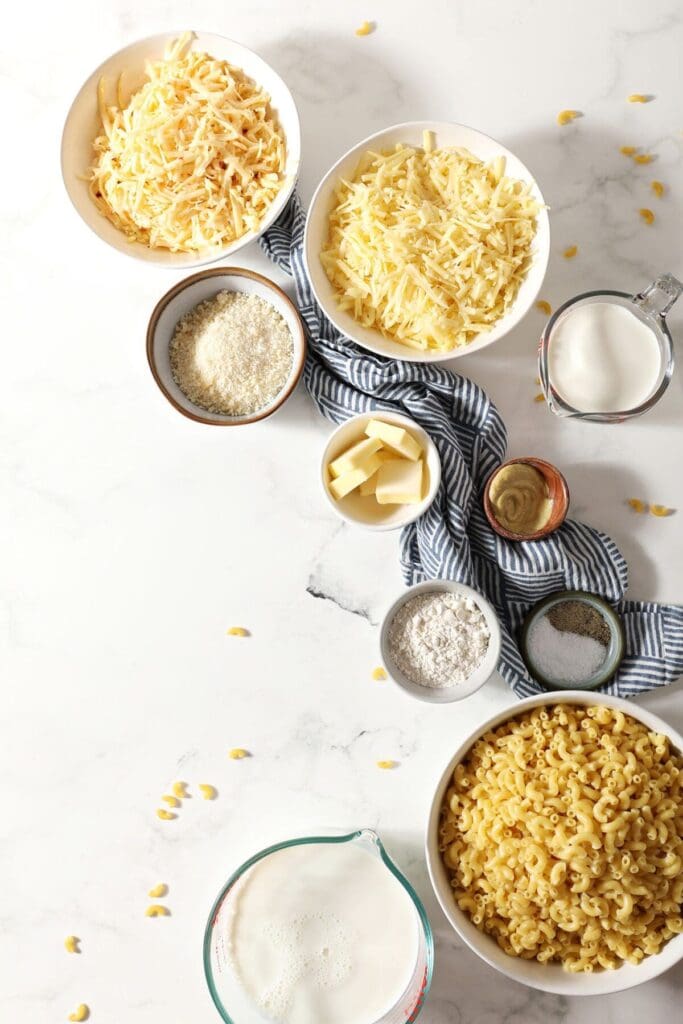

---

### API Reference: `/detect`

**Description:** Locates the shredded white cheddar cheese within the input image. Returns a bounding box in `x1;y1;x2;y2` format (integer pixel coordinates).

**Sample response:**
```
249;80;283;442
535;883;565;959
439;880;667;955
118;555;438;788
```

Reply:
320;143;540;351
88;34;286;253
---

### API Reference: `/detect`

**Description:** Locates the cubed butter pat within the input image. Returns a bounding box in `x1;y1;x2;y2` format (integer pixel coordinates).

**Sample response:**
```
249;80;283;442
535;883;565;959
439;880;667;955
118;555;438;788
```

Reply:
375;459;424;505
328;453;383;499
364;419;422;461
358;452;398;496
328;436;383;479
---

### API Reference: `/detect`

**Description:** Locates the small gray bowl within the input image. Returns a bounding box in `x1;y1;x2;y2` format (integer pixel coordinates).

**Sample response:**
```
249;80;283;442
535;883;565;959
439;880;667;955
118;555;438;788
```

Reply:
379;580;502;703
520;590;625;690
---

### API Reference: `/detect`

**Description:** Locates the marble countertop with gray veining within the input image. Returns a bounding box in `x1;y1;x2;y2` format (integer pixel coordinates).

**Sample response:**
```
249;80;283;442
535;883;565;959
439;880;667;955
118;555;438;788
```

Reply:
2;0;683;1020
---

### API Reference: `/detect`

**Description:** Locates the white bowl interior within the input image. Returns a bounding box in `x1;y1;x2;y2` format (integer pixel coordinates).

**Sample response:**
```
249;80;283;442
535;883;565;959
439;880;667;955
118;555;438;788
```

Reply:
61;31;301;267
380;580;502;703
149;272;305;424
305;120;550;363
425;690;683;994
320;412;441;530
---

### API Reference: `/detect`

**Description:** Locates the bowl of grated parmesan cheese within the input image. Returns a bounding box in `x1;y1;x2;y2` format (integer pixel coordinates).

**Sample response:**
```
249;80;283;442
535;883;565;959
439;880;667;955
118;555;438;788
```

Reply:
146;267;306;425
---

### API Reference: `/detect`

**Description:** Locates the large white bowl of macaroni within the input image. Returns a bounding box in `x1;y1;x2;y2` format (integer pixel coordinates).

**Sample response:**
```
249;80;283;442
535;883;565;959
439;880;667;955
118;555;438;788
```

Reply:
425;691;683;994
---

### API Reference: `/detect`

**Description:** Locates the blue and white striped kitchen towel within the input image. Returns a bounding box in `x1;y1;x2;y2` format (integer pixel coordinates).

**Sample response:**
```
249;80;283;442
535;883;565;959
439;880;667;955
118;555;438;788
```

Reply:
261;195;683;698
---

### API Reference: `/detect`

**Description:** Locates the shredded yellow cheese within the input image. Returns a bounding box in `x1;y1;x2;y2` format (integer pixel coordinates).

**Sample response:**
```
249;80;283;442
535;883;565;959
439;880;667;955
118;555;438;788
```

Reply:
88;34;286;253
321;143;539;351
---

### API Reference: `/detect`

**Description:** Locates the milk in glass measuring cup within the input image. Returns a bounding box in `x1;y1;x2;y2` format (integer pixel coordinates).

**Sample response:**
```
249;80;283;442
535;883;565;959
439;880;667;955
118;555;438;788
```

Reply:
539;273;682;422
204;829;433;1024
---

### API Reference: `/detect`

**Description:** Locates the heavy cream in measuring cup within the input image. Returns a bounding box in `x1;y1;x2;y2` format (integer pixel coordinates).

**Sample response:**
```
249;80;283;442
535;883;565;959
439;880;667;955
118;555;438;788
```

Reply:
221;841;419;1024
548;301;662;413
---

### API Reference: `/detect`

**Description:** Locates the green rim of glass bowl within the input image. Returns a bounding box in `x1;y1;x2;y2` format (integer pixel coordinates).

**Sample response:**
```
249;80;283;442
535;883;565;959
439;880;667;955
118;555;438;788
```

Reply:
520;590;625;691
202;829;435;1024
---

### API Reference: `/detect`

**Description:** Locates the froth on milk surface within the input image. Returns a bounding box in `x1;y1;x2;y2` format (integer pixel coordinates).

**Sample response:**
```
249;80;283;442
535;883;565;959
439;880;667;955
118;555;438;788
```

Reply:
214;842;419;1024
548;301;662;413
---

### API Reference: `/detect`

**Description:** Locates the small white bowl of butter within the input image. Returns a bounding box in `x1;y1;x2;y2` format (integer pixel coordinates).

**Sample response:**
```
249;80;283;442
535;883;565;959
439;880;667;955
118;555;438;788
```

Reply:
320;412;441;531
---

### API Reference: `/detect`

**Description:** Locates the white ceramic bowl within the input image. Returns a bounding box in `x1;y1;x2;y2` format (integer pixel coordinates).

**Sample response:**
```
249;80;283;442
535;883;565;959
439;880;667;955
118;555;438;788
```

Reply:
320;412;440;531
146;267;306;425
61;31;301;267
304;120;550;363
425;691;683;994
380;580;501;703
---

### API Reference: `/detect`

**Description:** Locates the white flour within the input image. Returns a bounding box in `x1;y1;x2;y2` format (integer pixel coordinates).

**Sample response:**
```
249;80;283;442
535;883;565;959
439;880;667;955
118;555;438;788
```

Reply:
387;591;490;689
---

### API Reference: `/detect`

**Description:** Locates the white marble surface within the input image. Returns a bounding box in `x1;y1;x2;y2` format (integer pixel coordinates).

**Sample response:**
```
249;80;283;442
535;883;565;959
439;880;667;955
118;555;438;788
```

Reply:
2;1;683;1021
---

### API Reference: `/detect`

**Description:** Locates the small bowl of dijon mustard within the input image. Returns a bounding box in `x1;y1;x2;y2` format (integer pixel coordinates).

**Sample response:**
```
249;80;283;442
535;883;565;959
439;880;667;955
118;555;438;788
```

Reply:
483;457;569;541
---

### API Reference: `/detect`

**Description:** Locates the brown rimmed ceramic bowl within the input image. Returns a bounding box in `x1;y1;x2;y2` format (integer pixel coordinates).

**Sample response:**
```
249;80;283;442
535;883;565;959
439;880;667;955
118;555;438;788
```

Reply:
146;267;306;425
482;457;569;541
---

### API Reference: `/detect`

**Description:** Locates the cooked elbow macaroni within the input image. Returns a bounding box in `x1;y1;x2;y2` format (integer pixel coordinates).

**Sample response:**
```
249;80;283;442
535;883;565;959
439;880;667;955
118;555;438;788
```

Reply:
439;704;683;971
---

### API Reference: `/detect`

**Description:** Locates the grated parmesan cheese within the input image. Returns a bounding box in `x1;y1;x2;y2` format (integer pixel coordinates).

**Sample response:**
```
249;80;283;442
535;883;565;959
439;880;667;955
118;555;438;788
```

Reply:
320;143;540;351
88;35;286;253
170;291;294;416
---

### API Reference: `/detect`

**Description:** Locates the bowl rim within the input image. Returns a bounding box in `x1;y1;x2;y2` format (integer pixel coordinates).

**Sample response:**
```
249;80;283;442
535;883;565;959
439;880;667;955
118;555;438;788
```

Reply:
519;589;625;690
319;411;442;531
425;690;683;994
482;456;570;541
146;266;307;425
60;29;301;268
303;119;550;364
379;579;502;703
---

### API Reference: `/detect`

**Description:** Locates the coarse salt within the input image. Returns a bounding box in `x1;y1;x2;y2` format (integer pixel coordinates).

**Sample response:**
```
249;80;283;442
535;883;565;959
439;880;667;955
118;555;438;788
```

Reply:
170;291;294;416
526;615;606;684
387;592;490;689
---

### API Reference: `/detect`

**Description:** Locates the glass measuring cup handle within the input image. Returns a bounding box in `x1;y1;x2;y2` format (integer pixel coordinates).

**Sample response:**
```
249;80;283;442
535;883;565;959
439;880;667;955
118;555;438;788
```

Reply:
633;273;683;320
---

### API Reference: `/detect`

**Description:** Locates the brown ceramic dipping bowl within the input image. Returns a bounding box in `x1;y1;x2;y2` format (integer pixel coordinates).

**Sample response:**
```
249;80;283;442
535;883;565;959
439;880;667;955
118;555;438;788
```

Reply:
483;457;569;541
146;267;306;425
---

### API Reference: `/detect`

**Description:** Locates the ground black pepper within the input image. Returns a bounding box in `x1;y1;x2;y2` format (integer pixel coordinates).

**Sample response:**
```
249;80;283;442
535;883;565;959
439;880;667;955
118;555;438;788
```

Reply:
546;600;611;646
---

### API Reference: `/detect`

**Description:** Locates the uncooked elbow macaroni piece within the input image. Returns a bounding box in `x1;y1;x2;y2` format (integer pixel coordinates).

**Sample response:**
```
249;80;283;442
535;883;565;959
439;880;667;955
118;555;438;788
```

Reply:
64;935;80;954
229;748;249;759
156;808;177;821
439;704;683;971
148;884;168;898
199;783;217;800
68;1006;89;1022
145;904;170;917
172;781;189;799
161;794;180;807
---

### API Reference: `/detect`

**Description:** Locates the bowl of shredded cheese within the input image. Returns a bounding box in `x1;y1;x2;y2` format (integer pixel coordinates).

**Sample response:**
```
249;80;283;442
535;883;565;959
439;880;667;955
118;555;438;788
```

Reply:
305;121;549;362
147;267;306;424
61;31;300;267
426;691;683;994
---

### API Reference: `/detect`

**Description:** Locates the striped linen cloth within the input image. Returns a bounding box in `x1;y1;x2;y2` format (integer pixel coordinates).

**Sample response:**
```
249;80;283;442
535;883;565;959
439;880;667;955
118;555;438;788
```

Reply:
261;196;683;698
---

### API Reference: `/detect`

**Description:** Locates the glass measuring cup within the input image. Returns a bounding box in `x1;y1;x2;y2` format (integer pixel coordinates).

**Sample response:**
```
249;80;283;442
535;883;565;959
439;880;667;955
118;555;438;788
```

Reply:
538;273;682;423
203;828;434;1024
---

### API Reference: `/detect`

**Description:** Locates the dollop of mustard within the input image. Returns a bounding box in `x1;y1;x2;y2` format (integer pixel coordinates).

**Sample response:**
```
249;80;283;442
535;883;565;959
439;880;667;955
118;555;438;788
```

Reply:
489;463;552;535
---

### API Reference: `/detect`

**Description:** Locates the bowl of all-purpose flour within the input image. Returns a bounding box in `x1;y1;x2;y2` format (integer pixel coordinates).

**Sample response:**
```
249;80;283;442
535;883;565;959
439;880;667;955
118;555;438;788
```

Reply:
380;581;501;703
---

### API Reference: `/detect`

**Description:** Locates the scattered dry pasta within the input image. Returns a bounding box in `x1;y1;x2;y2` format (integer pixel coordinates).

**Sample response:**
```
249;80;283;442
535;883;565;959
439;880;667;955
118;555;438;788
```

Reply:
372;667;388;681
620;146;638;156
377;760;397;770
651;505;675;517
634;154;654;165
229;748;250;759
320;143;539;352
651;181;665;198
199;783;218;799
557;110;580;126
156;808;177;821
536;300;552;316
172;781;189;799
628;94;650;103
533;393;545;403
148;883;168;898
439;704;683;972
355;21;374;36
68;1006;89;1023
145;904;171;918
227;626;250;637
563;245;578;259
627;498;648;513
639;208;655;225
88;34;286;253
64;935;80;954
161;794;180;808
